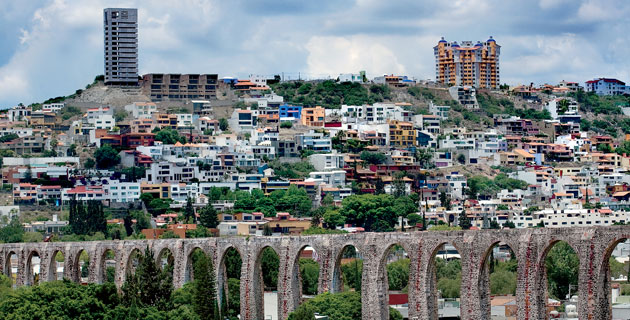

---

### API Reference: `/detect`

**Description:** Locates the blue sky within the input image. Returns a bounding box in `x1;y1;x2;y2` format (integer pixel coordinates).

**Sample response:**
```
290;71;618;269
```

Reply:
1;0;629;107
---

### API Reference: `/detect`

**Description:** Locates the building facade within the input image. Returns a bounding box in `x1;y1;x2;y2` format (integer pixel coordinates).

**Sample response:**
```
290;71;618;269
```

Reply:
434;37;500;89
141;74;218;101
103;8;138;85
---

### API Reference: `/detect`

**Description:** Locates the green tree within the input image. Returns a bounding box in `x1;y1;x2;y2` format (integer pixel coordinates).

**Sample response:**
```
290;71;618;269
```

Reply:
0;217;25;243
287;292;362;320
191;251;219;320
458;210;472;230
387;258;410;291
199;203;219;229
219;118;229;131
154;128;186;144
323;210;345;229
94;144;121;169
360;151;387;165
261;247;279;290
122;247;174;310
299;258;320;295
183;197;195;224
545;242;579;300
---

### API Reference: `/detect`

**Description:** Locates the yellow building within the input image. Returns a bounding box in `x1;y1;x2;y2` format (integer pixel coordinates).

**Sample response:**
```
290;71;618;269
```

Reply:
434;37;500;89
301;106;325;127
388;120;416;147
140;183;171;199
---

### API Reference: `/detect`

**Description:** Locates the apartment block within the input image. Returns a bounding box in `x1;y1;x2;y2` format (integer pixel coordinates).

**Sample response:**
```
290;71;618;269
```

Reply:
103;8;138;85
389;120;417;147
434;37;500;89
142;73;218;101
301;106;325;127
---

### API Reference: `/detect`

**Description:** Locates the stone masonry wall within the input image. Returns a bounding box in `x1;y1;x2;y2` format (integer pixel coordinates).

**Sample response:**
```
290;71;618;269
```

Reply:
1;226;629;319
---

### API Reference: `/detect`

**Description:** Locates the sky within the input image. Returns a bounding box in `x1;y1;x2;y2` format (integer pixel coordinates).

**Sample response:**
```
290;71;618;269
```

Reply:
0;0;629;107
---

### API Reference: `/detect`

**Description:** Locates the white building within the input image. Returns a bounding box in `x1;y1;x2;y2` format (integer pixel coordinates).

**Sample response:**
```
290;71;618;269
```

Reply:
309;152;345;171
545;98;579;119
105;182;141;203
307;170;346;186
429;102;450;120
125;102;157;119
338;72;365;83
176;114;194;127
42;103;65;113
85;106;115;130
585;78;629;96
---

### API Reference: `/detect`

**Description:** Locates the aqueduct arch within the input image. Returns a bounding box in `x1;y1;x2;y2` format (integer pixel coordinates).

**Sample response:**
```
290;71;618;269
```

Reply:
0;226;628;319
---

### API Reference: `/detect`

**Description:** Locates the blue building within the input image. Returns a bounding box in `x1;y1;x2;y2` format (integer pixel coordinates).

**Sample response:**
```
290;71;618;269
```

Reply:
279;104;302;119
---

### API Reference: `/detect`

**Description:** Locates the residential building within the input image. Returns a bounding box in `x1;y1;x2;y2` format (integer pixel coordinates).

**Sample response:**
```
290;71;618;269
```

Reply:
585;78;628;96
434;37;500;89
429;102;450;120
301;106;325;127
339;72;366;83
42;103;64;113
141;73;218;101
125;102;157;119
448;86;479;110
308;170;346;186
295;132;332;152
103;8;138;85
279;104;302;119
309;153;345;171
389;120;416;147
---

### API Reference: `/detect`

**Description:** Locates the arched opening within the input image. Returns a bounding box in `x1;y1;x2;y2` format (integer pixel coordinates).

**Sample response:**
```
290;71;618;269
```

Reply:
333;245;363;293
74;250;90;284
255;246;279;320
126;248;142;280
598;238;630;319
377;244;409;320
295;245;320;304
538;241;579;319
428;243;461;319
479;242;517;319
5;251;17;287
48;251;64;281
219;247;242;319
157;248;174;271
100;249;116;283
26;251;41;286
184;248;204;283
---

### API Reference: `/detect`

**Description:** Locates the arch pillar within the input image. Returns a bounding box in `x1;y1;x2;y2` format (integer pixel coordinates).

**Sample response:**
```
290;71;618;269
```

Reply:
457;240;477;320
37;248;51;283
15;250;26;287
239;245;258;320
360;244;383;320
276;241;295;320
577;239;599;320
317;239;336;294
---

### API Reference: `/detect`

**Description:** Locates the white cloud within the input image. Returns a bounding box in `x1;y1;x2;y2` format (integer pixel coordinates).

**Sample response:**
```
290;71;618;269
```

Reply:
305;36;406;78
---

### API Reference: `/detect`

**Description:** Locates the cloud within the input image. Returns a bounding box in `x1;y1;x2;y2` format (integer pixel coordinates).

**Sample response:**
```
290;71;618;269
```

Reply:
0;0;629;106
305;36;406;78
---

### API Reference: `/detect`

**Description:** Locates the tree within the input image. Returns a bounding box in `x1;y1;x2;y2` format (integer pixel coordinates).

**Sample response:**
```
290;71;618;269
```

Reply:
198;203;219;229
94;144;121;169
219;118;229;131
387;258;410;291
0;217;25;243
323;210;345;229
288;292;361;320
84;158;95;169
280;121;293;128
261;247;279;290
545;242;579;300
183;197;195;224
360;151;387;165
154;128;186;144
458;209;472;230
191;251;219;320
299;258;319;295
392;172;407;198
122;246;173;310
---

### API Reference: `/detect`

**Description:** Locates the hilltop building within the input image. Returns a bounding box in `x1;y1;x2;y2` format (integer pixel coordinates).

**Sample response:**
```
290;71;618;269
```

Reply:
434;37;500;89
103;8;138;85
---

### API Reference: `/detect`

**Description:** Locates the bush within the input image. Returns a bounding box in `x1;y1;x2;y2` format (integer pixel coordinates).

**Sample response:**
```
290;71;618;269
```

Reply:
280;121;293;129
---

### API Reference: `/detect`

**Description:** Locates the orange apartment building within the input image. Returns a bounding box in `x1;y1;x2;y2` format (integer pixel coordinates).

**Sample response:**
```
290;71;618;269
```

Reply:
434;37;500;89
301;106;325;127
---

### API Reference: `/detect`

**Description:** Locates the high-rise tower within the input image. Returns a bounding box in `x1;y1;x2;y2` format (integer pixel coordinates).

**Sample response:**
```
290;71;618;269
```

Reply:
103;8;138;85
434;37;500;89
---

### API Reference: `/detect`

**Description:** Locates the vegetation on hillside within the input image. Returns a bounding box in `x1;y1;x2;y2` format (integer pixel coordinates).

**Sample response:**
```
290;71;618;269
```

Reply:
568;91;629;115
270;80;392;108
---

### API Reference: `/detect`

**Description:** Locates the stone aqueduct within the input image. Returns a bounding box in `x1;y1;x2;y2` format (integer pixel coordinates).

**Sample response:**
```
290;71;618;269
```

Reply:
1;226;630;320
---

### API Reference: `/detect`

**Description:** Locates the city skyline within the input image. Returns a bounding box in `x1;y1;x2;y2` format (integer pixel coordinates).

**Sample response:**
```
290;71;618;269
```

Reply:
1;0;629;106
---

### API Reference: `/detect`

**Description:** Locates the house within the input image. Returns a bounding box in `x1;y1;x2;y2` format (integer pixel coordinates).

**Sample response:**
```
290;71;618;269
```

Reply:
389;120;416;147
124;102;157;119
279;104;302;120
301;106;325;127
585;78;629;96
309;152;345;171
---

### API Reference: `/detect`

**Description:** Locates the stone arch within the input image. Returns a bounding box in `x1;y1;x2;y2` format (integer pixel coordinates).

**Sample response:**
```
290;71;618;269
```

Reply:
477;240;518;319
596;236;630;320
425;241;463;320
534;239;580;319
184;247;206;283
4;250;17;286
375;242;412;320
253;245;281;320
48;250;65;282
72;249;90;283
99;248;117;284
331;241;363;293
217;245;243;318
125;247;143;280
291;244;322;304
25;249;41;286
156;247;175;271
